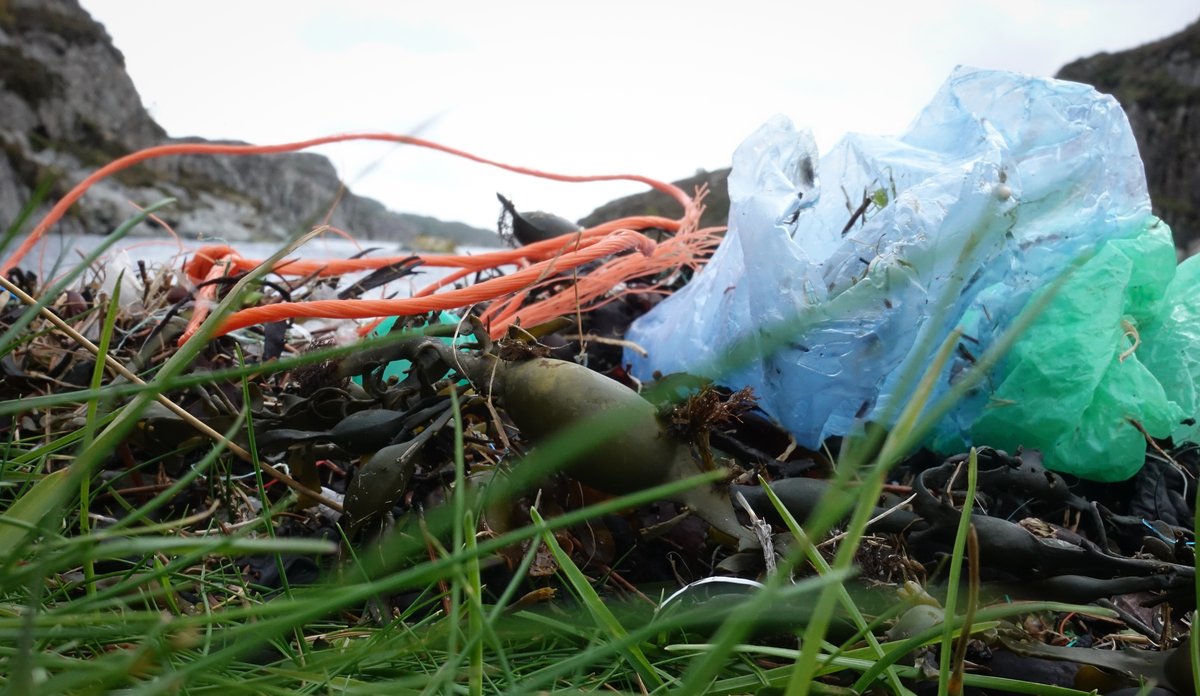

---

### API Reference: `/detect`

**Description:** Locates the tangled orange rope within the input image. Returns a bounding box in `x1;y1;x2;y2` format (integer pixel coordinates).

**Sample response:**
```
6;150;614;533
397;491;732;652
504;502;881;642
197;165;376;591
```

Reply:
2;133;724;343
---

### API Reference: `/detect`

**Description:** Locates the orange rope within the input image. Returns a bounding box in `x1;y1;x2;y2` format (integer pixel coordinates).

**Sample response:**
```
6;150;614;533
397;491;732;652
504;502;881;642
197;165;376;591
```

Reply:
1;133;689;277
185;202;715;341
178;215;681;282
3;131;725;344
176;215;688;341
192;229;657;340
203;209;715;340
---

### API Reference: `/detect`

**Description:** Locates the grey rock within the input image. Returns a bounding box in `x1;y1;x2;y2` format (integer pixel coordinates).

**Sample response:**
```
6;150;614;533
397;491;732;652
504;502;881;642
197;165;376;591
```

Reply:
1057;16;1200;252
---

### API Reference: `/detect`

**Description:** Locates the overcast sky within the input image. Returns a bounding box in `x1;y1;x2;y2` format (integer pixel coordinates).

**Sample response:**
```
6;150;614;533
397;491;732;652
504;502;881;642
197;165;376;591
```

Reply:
78;1;1199;231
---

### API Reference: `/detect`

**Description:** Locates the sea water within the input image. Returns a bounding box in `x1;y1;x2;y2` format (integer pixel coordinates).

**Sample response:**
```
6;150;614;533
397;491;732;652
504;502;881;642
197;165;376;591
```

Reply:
4;231;500;299
2;231;506;341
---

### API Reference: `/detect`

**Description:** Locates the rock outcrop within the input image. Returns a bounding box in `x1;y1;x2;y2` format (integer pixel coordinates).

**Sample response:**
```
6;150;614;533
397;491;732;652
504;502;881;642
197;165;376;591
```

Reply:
1057;17;1200;252
0;0;496;246
578;168;730;231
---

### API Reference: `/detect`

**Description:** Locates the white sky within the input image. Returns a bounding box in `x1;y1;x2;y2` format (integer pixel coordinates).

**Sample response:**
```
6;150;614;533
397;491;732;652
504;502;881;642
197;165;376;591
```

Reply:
79;1;1199;231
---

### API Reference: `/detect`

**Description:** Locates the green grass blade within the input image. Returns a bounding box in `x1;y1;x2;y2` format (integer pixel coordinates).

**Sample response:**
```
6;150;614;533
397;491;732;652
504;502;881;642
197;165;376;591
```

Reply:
0;172;57;260
79;277;123;596
455;390;485;696
938;447;978;696
1194;446;1200;696
672;531;855;693
505;570;849;695
0;319;457;418
104;414;242;534
56;536;337;558
757;477;912;696
119;470;725;690
0;468;68;559
852;601;1115;691
696;642;1102;696
784;328;962;696
528;506;665;690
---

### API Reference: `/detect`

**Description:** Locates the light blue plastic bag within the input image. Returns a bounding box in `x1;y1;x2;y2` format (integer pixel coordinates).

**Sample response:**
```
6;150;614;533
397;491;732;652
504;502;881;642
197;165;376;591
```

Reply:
626;66;1195;481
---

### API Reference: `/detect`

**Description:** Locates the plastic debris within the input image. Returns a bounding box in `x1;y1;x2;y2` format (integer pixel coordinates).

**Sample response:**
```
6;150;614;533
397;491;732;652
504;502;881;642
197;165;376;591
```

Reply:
350;311;465;386
626;66;1199;481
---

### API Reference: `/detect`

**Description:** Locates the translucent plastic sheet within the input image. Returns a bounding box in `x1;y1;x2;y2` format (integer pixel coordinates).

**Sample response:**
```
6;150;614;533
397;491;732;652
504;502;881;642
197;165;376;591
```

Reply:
627;67;1196;481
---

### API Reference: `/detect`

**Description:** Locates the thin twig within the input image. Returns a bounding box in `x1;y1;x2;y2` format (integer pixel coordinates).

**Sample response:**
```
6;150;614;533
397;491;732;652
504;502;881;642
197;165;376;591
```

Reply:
735;491;776;576
1119;318;1141;362
1128;416;1192;485
775;436;798;462
580;334;648;358
818;492;917;548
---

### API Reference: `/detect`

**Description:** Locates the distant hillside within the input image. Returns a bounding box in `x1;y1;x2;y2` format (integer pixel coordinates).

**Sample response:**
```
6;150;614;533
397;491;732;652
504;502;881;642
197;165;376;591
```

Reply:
579;168;729;231
391;212;500;248
1057;17;1200;252
0;0;500;250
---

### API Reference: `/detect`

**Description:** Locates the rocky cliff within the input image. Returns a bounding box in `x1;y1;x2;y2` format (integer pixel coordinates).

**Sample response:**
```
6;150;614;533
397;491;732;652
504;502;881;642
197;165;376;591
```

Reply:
0;0;497;247
1057;17;1200;253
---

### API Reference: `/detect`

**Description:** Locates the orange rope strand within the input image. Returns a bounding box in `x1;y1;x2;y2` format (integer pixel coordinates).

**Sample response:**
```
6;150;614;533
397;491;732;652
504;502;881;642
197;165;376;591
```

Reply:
178;215;681;282
3;131;727;346
194;229;657;340
2;132;690;276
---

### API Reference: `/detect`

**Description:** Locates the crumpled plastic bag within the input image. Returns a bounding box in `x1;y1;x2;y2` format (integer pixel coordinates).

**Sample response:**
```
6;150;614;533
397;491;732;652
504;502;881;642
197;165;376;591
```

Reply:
955;217;1181;479
626;66;1200;481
